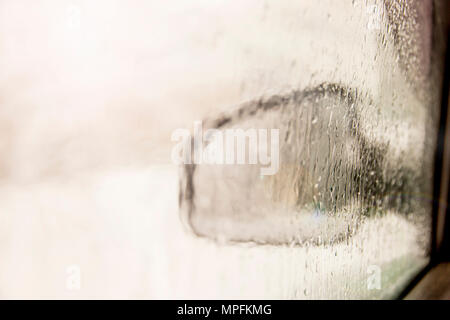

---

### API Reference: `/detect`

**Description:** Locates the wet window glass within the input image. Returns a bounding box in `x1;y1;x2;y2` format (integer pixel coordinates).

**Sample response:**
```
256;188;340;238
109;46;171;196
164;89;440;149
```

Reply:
0;0;447;299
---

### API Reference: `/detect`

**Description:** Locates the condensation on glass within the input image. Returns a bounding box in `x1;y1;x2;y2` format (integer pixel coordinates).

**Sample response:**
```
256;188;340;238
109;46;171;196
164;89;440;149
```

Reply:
179;0;447;299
